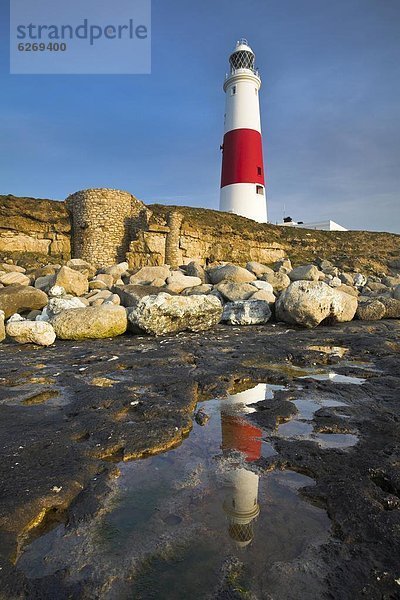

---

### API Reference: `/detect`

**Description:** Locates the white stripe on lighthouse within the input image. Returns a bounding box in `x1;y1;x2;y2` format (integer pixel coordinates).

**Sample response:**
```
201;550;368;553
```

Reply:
220;183;266;222
224;77;262;133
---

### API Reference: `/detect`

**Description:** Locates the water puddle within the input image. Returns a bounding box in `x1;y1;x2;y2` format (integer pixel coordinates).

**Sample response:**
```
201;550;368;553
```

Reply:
277;396;358;449
297;372;366;385
17;383;330;598
307;345;348;357
244;361;368;386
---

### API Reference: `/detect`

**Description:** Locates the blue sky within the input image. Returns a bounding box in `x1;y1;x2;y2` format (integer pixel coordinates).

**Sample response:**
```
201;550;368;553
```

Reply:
1;0;399;232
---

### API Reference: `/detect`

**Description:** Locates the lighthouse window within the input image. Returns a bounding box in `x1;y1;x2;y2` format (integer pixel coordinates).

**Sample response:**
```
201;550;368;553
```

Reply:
256;185;264;195
257;166;262;175
231;86;236;95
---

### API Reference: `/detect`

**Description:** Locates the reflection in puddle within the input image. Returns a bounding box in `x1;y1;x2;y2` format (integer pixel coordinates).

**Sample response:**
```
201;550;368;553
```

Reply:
308;345;348;357
277;396;358;449
222;382;286;414
17;383;330;599
297;372;366;385
316;433;359;449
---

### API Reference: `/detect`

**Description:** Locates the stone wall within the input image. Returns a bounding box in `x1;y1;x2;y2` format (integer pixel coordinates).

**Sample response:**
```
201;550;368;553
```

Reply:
66;188;150;268
0;195;70;258
1;191;400;275
126;205;286;269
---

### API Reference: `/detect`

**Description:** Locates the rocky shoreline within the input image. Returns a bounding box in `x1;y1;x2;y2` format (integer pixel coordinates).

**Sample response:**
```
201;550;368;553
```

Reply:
0;319;399;598
0;255;400;598
1;256;400;345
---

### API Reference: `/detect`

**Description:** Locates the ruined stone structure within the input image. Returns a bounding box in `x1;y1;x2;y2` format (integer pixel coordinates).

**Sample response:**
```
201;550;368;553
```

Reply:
66;188;149;268
165;211;183;269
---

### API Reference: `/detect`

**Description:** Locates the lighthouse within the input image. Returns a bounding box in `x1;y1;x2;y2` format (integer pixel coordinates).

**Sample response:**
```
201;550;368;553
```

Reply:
219;39;268;223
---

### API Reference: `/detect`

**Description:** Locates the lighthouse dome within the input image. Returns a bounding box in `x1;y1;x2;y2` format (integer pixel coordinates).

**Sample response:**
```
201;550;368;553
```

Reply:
229;38;256;73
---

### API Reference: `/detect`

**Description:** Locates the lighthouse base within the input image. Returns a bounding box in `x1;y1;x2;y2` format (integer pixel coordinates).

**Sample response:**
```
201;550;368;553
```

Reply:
220;183;268;223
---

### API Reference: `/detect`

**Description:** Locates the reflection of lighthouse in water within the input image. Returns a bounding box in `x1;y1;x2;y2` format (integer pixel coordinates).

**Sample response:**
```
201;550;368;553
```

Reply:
220;385;265;547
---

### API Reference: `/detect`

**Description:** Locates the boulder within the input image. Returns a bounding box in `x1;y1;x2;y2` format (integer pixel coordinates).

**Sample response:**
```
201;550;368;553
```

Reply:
378;297;400;319
367;282;389;293
34;274;55;291
105;260;129;273
113;284;175;307
215;281;256;302
289;264;321;282
208;264;256;284
66;258;96;279
0;285;48;319
273;258;292;272
382;275;400;288
340;272;354;286
246;262;274;278
6;319;56;346
166;272;202;292
52;305;128;340
276;281;358;328
0;272;30;286
209;289;225;304
103;262;129;282
315;260;339;277
260;271;291;292
91;299;104;306
340;285;359;298
26;310;42;320
354;273;367;288
128;293;223;336
87;290;114;303
150;277;167;287
47;296;87;317
0;311;5;342
163;282;184;293
250;280;274;292
1;264;26;273
356;299;386;321
316;258;334;271
54;266;88;297
33;264;60;279
328;277;342;288
186;261;208;283
130;265;170;285
222;300;272;325
93;273;114;288
89;280;108;291
48;285;66;298
250;289;276;303
182;284;213;296
105;294;120;305
393;284;400;301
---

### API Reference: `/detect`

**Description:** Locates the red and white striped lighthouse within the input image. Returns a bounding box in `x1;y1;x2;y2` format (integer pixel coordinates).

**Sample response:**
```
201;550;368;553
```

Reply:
220;39;268;223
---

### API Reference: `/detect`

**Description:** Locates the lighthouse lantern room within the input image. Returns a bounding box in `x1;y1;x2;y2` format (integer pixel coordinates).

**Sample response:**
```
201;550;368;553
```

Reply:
219;39;268;223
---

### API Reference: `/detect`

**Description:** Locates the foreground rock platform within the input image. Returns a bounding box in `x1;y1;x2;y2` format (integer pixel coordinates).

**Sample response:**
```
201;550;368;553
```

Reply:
0;320;399;598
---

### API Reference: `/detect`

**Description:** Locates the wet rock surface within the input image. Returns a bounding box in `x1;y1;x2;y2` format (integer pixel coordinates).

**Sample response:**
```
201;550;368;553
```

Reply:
0;320;399;598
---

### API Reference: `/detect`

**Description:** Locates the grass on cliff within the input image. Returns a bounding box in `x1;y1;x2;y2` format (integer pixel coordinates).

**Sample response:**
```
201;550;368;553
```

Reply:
149;204;400;274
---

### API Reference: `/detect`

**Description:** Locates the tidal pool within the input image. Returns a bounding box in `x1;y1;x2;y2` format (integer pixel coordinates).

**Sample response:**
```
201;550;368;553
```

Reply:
277;396;358;449
297;372;366;385
17;383;331;599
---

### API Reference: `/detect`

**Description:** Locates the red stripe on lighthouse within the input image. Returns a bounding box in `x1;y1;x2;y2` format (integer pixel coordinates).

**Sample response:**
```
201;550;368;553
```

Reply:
221;128;265;188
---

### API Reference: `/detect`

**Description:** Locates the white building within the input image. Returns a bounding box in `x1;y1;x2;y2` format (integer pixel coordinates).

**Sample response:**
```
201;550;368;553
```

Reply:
279;219;348;231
